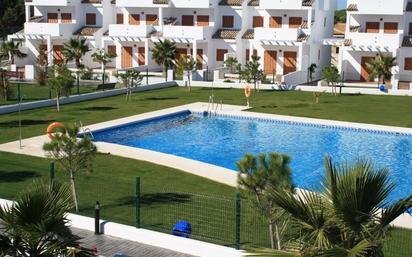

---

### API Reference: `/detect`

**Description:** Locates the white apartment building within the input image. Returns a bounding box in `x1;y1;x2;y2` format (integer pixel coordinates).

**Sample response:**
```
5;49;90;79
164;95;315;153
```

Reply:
7;0;337;84
334;0;412;90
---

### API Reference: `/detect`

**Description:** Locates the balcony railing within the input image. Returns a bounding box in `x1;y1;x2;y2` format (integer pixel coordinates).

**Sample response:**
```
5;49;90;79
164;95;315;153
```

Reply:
259;0;308;9
347;0;405;15
116;0;166;7
24;22;77;37
25;0;80;6
170;0;211;8
254;28;300;41
348;32;402;48
108;24;154;37
162;25;212;40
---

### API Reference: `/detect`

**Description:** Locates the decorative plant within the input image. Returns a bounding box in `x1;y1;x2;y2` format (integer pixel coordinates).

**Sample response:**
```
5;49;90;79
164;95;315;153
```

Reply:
43;124;97;212
224;56;238;74
91;48;116;84
151;39;177;81
176;55;198;91
62;37;90;94
115;69;143;101
237;153;294;250
0;40;27;64
269;156;412;257
35;42;48;86
47;64;75;112
322;65;341;96
308;63;317;83
367;53;396;86
242;56;265;91
0;68;12;101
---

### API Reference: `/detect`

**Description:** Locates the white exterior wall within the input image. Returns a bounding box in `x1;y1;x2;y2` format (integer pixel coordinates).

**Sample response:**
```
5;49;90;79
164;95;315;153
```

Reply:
9;0;338;83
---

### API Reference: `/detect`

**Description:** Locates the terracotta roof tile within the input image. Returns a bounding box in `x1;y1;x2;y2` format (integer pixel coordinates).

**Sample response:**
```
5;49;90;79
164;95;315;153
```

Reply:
334;23;346;35
153;0;169;4
302;0;314;6
219;0;243;6
242;29;254;39
212;29;240;39
344;39;353;46
349;25;360;32
297;33;310;42
81;0;102;3
74;26;101;36
347;4;358;11
248;0;259;6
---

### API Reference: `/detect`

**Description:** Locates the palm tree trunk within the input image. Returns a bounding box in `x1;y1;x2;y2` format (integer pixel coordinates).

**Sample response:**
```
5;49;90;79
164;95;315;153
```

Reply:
76;73;80;95
269;222;275;249
164;65;167;82
102;65;106;85
275;223;281;250
56;92;60;112
70;171;79;212
187;71;191;92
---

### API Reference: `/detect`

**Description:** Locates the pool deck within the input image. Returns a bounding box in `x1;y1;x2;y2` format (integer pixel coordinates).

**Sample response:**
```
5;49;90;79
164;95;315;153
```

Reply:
1;102;411;229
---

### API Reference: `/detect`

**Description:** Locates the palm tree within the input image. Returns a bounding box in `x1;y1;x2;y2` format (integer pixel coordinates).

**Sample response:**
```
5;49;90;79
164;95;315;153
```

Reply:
322;65;340;96
176;55;198;91
62;37;90;94
308;63;317;83
91;49;116;85
242;55;265;91
0;181;92;257
366;53;396;87
115;69;143;101
151;39;176;81
0;41;27;65
224;56;238;74
237;153;294;250
269;156;412;257
43;124;97;212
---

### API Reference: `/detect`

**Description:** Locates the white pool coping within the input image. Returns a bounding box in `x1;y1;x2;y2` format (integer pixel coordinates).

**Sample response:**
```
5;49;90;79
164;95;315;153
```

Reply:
0;102;411;229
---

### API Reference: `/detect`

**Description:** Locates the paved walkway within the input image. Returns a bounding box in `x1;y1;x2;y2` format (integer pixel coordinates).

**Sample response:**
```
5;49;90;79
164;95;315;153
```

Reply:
72;227;196;257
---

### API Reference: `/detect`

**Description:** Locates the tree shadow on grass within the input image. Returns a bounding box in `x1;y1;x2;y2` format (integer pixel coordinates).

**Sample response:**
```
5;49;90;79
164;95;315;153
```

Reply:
80;106;118;111
80;193;192;212
0;170;40;182
143;97;180;101
0;119;54;128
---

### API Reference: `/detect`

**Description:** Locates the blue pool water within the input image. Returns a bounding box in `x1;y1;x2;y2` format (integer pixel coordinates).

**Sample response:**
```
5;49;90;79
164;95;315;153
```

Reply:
93;111;412;203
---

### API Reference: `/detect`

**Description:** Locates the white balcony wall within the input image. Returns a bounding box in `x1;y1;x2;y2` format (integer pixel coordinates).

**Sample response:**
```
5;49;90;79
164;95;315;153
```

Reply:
347;0;405;15
108;25;153;37
171;0;211;8
116;0;163;8
349;32;401;49
254;28;299;41
24;22;77;37
259;0;304;10
27;0;80;6
162;26;212;40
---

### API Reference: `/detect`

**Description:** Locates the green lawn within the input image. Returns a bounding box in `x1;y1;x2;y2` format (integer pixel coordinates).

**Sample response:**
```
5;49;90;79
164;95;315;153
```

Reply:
0;83;96;106
1;87;412;144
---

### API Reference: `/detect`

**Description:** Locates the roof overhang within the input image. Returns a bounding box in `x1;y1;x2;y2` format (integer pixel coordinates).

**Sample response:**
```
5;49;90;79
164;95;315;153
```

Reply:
260;40;300;46
347;45;393;52
106;36;146;42
322;38;344;46
152;37;194;44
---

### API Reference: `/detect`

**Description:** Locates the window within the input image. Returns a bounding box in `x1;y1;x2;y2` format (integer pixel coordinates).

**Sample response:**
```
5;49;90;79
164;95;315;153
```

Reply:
384;22;398;34
61;13;72;24
365;22;379;33
409;23;412;36
253;16;264;28
116;13;124;24
222;16;234;28
107;45;116;56
245;49;257;62
129;14;140;25
335;47;340;54
146;14;158;25
182;15;194;26
405;58;412;71
86;13;96;26
197;15;209;26
269;16;282;28
47;13;58;23
289;17;302;28
216;49;228;62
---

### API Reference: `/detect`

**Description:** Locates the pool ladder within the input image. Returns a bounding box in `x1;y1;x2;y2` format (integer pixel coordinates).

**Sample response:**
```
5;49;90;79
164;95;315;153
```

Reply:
78;121;94;139
207;97;223;116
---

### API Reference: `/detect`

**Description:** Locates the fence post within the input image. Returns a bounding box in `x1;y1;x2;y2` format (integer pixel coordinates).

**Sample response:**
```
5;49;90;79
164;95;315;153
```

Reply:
146;67;149;85
135;176;141;228
49;162;55;185
235;192;241;250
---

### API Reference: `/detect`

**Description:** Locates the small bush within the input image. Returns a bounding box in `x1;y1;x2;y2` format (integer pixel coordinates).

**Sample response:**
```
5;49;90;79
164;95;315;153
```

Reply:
80;67;93;80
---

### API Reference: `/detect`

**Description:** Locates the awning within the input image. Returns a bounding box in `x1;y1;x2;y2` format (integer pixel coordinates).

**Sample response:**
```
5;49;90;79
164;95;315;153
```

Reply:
8;33;48;40
152;37;193;44
322;38;344;46
348;45;393;52
260;40;299;46
106;36;146;42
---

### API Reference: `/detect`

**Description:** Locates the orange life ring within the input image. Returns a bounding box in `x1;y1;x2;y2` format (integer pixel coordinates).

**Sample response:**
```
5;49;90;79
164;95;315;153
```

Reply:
47;122;66;140
244;85;251;98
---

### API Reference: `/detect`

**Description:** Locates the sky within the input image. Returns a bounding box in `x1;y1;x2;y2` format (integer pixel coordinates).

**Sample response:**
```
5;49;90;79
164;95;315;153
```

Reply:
338;0;347;9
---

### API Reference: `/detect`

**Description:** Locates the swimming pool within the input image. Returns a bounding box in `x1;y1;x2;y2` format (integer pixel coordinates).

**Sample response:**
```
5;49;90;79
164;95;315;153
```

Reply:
92;111;412;203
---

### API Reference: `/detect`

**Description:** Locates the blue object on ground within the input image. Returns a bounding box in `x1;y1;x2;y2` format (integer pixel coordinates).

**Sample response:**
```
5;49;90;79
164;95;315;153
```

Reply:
114;254;133;257
172;221;192;238
379;84;386;91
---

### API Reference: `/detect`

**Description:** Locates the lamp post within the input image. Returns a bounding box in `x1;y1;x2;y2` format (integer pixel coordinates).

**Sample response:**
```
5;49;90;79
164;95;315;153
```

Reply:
95;201;100;235
17;81;24;149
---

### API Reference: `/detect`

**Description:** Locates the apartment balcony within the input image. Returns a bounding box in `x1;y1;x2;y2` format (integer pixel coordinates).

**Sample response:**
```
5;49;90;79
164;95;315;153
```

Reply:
254;28;301;41
347;32;402;50
108;24;154;38
162;25;212;40
25;0;80;6
24;21;77;37
116;0;168;7
258;0;313;10
347;0;405;15
170;0;211;8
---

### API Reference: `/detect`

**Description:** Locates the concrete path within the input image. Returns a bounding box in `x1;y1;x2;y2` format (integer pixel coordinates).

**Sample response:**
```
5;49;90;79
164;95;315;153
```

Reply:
72;227;195;257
